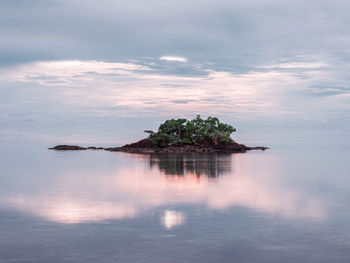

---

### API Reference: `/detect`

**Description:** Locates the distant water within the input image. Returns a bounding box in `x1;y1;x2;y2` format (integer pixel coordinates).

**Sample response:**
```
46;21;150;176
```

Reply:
0;134;350;263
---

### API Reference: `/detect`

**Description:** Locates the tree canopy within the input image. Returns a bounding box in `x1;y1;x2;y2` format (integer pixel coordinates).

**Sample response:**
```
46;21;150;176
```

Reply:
144;115;236;147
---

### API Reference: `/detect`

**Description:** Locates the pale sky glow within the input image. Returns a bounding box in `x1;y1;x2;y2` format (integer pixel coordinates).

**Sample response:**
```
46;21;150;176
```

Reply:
159;56;188;62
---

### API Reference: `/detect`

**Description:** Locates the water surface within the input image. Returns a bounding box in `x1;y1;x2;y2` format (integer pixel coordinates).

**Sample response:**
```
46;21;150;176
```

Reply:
0;137;350;262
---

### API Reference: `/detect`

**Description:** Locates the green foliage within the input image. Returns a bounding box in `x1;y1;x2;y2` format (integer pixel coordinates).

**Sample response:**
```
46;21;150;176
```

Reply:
145;115;236;147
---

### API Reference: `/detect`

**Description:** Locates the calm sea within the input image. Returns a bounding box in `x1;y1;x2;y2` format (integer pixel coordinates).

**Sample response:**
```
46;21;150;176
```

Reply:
0;132;349;262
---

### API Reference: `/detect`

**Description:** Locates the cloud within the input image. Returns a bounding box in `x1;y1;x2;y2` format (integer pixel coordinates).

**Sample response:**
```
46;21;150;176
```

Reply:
1;57;348;124
170;99;193;104
1;0;350;72
0;59;301;118
1;60;151;86
258;61;328;70
159;56;188;62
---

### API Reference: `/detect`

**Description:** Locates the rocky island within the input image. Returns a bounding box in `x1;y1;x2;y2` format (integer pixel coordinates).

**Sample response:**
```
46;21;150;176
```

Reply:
50;116;268;154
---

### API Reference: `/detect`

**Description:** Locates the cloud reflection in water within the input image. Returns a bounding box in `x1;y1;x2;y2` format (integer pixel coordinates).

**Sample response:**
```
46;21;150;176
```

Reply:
3;153;325;224
161;210;185;229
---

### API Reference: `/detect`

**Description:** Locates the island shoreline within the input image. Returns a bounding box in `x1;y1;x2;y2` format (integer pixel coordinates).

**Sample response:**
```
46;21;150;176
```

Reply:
49;139;268;154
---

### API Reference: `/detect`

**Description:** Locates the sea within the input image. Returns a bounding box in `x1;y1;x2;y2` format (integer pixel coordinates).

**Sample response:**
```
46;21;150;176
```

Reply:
0;130;349;262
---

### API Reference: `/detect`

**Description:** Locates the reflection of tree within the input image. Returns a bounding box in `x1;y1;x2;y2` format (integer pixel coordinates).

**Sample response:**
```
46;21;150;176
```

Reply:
149;153;232;178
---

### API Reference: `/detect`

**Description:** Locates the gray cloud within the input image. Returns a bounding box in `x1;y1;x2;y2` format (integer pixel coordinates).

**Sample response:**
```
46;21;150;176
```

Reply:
170;99;194;104
1;0;350;70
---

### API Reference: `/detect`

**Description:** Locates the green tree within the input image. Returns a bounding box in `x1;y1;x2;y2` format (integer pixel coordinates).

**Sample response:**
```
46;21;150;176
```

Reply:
144;115;236;147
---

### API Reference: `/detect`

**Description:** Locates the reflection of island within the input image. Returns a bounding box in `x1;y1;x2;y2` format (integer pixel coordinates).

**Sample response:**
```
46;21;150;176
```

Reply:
149;153;232;178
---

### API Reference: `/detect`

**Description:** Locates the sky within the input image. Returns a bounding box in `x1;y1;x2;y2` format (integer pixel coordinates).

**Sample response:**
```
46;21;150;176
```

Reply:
0;0;350;145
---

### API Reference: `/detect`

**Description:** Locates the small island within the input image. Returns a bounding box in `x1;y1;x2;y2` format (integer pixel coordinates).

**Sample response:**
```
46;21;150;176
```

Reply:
50;116;268;153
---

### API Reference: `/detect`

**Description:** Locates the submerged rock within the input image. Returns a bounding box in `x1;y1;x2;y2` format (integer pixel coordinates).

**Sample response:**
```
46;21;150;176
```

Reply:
87;146;104;150
49;145;87;150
